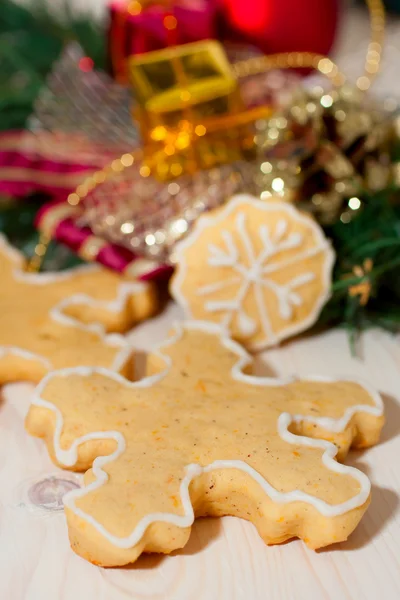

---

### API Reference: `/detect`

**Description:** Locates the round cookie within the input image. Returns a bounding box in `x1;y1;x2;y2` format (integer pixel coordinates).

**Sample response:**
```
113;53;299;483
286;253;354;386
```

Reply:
170;195;335;350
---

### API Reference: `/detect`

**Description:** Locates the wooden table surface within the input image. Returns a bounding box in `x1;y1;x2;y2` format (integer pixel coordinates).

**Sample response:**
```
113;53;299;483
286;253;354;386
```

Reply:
1;302;400;600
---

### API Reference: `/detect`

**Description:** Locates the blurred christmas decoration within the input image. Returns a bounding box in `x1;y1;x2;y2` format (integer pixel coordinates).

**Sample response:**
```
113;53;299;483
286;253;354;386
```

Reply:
30;2;397;239
130;39;255;178
28;23;354;266
38;39;398;265
0;33;302;202
1;0;400;341
109;0;217;83
0;195;84;272
36;197;172;279
109;0;339;84
74;161;254;263
35;158;253;272
2;43;139;201
21;38;300;275
30;43;139;159
252;84;400;225
218;0;338;58
0;0;106;132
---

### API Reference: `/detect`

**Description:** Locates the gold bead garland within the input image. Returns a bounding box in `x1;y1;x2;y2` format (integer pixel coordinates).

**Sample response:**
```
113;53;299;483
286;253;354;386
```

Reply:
232;0;385;92
232;53;345;87
26;232;52;273
357;0;385;91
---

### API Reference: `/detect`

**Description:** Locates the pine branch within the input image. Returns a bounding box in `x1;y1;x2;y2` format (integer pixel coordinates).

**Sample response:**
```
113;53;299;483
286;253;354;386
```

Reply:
0;0;106;131
320;188;400;335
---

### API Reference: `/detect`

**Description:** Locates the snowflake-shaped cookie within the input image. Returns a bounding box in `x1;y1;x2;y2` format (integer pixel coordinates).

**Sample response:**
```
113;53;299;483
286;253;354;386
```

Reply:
0;235;156;382
26;322;384;566
171;195;335;350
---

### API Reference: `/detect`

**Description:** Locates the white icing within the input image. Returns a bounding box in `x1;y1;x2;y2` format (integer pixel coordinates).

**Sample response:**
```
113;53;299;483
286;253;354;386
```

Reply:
261;245;324;276
30;320;384;550
0;233;146;373
171;195;335;350
0;347;52;370
260;272;316;320
237;311;257;336
197;276;241;296
206;207;314;339
47;282;146;372
274;219;287;239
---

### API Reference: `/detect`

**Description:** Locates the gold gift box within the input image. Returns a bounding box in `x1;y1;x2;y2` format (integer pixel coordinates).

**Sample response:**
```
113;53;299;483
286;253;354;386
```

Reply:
129;40;258;179
130;40;241;127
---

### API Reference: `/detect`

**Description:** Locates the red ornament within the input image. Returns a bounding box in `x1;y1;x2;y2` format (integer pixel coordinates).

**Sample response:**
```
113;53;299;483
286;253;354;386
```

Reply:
217;0;339;57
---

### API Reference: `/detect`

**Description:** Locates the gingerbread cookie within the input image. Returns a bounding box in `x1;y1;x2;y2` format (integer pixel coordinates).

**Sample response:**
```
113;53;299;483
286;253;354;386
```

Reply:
26;321;384;567
170;195;335;350
0;234;157;382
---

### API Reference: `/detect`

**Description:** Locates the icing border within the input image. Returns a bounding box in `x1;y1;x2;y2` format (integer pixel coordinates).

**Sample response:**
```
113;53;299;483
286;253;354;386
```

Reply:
170;195;336;351
0;233;145;372
0;347;52;370
31;320;384;550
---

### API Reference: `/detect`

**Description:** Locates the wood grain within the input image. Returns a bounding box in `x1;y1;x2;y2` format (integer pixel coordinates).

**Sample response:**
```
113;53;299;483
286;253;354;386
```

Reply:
1;302;400;600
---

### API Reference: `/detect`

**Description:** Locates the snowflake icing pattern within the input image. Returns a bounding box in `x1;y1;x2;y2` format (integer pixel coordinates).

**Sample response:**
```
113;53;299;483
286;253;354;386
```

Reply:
172;198;334;349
